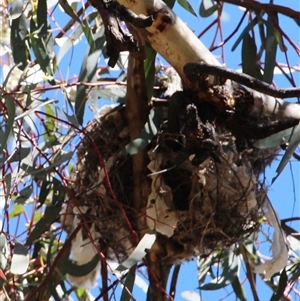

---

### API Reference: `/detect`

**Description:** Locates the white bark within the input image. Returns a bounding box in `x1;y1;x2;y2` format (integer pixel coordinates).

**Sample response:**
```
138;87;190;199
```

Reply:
117;0;300;121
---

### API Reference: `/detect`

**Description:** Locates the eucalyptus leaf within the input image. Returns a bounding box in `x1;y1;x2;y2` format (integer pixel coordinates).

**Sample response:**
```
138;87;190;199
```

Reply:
26;204;62;245
270;269;288;301
58;0;81;23
121;266;136;301
93;85;127;103
8;146;31;163
121;107;160;156
29;17;55;81
15;185;33;204
242;33;263;80
11;13;29;70
11;242;30;275
115;230;156;272
232;18;258;52
199;0;218;18
0;95;15;154
60;254;100;277
177;0;197;17
272;135;299;183
15;99;58;121
0;234;8;270
263;14;278;84
200;250;239;290
56;26;83;64
197;254;213;284
9;204;25;218
254;125;300;149
49;151;73;169
37;0;48;36
75;37;104;124
231;276;246;301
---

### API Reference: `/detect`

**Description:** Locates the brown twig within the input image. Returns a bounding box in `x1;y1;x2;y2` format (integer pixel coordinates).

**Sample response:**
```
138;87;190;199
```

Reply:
220;0;300;21
184;62;300;99
169;265;181;300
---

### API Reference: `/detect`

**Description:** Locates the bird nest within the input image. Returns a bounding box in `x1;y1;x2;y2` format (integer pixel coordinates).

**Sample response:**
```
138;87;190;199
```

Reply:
64;96;268;277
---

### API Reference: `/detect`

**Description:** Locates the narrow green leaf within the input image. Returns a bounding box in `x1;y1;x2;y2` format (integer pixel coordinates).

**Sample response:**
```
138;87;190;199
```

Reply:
9;204;24;218
58;0;81;23
263;14;278;84
1;64;21;89
60;254;100;277
4;174;11;203
11;242;30;275
50;151;73;169
93;85;127;103
75;48;102;125
15;99;58;120
121;108;160;156
177;0;197;16
231;276;247;301
37;0;48;36
15;185;33;204
38;180;52;207
46;236;62;301
121;266;136;301
56;25;83;65
197;255;212;284
0;234;8;270
30;19;55;81
242;33;263;80
200;250;239;290
273;135;299;183
8;146;31;163
52;178;65;205
11;14;29;70
26;204;61;245
44;104;57;143
270;269;288;301
115;230;156;272
199;0;218;18
231;18;258;52
0;95;15;154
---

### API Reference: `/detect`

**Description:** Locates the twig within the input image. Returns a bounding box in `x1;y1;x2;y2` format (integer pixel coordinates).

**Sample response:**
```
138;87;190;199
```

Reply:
239;243;260;301
219;0;300;21
184;62;300;99
169;265;181;300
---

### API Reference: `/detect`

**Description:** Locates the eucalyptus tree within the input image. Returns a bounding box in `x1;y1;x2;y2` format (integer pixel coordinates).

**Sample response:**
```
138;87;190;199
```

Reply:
0;0;299;300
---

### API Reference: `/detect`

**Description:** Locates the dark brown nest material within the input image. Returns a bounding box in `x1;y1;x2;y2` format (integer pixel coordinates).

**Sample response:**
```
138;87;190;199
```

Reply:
64;99;269;287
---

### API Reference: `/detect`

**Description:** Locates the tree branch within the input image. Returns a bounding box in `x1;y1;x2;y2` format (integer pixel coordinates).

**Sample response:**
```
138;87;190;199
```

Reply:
220;0;300;22
184;62;300;99
116;0;300;122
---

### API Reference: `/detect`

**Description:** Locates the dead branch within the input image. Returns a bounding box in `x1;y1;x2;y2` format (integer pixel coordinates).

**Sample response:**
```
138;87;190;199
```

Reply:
89;0;153;67
184;62;300;99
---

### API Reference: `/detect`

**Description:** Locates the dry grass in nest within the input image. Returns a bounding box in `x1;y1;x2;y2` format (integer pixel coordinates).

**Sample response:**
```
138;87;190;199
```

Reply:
65;102;268;271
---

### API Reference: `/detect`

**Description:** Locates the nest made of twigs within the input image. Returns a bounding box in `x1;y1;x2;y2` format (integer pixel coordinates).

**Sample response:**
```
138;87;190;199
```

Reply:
65;99;268;267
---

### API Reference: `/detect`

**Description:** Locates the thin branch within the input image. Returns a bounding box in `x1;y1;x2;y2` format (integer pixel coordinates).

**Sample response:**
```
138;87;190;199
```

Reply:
184;62;300;99
169;265;181;300
220;0;300;21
